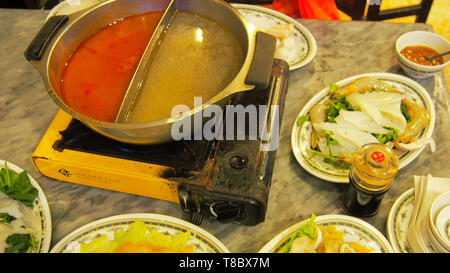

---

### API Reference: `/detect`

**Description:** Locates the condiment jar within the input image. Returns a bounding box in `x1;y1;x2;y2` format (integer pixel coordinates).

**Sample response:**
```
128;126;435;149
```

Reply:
342;143;399;217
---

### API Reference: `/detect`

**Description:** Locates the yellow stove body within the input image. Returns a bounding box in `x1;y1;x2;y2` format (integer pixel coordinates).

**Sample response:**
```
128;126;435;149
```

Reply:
31;110;180;203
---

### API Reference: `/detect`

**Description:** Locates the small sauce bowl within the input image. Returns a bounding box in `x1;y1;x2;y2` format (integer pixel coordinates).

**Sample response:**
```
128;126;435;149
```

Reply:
395;31;450;79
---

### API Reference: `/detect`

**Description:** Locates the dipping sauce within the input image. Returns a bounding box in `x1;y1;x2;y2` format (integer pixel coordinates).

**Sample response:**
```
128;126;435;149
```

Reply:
400;45;444;66
126;11;245;123
342;143;399;217
61;11;164;122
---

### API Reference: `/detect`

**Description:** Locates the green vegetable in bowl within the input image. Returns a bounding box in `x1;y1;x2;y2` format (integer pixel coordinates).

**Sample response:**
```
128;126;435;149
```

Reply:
306;149;351;169
401;103;411;122
4;234;38;253
0;162;40;253
283;214;318;253
325;95;358;122
328;83;339;93
373;127;398;144
0;162;38;208
296;115;308;127
0;213;16;223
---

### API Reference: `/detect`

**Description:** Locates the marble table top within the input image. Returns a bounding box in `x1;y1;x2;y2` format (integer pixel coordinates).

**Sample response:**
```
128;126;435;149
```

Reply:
0;8;449;253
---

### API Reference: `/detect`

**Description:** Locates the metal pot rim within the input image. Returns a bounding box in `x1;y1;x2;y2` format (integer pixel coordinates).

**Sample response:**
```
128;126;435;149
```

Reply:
42;0;257;129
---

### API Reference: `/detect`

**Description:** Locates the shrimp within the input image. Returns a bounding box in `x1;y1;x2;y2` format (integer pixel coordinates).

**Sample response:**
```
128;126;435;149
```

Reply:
332;77;402;98
309;103;327;124
337;152;353;165
396;99;430;144
309;103;327;149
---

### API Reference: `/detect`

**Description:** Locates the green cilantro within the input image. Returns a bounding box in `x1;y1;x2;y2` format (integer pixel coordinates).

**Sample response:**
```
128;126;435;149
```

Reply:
329;83;340;93
325;95;358;122
373;127;398;144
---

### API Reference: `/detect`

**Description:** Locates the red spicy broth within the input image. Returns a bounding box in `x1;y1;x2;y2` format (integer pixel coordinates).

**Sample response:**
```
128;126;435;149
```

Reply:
60;11;164;122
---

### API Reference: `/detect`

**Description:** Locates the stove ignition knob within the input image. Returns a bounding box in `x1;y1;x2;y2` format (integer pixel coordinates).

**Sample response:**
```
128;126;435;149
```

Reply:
209;202;241;221
229;154;247;170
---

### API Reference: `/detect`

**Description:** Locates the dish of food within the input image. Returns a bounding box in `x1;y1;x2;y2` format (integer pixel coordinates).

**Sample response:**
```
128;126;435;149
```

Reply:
259;214;394;253
291;72;435;183
400;45;444;66
0;160;52;253
233;4;316;70
50;213;230;253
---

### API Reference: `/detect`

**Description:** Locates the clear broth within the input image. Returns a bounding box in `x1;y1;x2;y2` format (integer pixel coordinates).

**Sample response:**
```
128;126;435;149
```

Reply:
125;11;245;123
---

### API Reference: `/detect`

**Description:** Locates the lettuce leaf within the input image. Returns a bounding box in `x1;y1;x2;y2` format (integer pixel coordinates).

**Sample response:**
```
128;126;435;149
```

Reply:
0;162;38;208
0;213;16;223
80;221;192;253
5;234;37;253
283;214;317;253
297;213;317;240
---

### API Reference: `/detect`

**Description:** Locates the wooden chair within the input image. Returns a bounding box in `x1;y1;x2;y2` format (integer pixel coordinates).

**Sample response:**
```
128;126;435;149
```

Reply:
335;0;434;23
366;0;433;23
335;0;367;20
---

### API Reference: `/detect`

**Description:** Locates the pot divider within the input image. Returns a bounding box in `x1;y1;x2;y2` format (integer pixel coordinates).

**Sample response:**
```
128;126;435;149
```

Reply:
115;0;177;123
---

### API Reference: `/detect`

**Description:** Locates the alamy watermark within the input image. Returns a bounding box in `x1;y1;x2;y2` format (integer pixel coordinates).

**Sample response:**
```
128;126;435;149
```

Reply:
169;97;280;151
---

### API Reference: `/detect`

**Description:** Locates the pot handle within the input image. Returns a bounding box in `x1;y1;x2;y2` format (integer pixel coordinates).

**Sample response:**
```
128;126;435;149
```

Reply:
24;15;69;61
245;31;277;89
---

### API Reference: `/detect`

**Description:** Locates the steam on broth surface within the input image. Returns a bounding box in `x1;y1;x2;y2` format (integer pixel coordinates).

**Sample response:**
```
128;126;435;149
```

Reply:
126;11;245;123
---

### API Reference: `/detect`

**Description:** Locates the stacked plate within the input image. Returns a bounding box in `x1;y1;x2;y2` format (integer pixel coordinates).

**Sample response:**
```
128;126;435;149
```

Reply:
427;191;450;252
388;175;450;253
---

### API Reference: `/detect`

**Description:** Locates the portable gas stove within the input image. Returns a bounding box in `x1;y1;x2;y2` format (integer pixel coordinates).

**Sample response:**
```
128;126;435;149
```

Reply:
31;59;289;226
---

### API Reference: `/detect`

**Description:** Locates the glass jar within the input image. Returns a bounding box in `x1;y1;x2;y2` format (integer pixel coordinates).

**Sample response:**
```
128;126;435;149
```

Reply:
342;143;399;217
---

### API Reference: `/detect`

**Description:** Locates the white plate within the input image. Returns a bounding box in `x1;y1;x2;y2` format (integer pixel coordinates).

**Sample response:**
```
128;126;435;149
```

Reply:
50;213;229;253
386;188;415;253
232;4;317;70
0;160;52;253
259;214;394;253
386;188;439;253
291;72;436;183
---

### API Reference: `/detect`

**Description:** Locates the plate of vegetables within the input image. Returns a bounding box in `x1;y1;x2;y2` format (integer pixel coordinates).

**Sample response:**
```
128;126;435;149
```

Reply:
0;160;52;253
50;213;230;253
259;214;394;253
291;72;435;183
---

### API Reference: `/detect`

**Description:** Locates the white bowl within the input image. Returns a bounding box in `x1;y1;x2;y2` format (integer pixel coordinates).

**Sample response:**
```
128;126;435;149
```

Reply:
435;205;450;244
428;191;450;251
426;213;449;252
395;31;450;79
